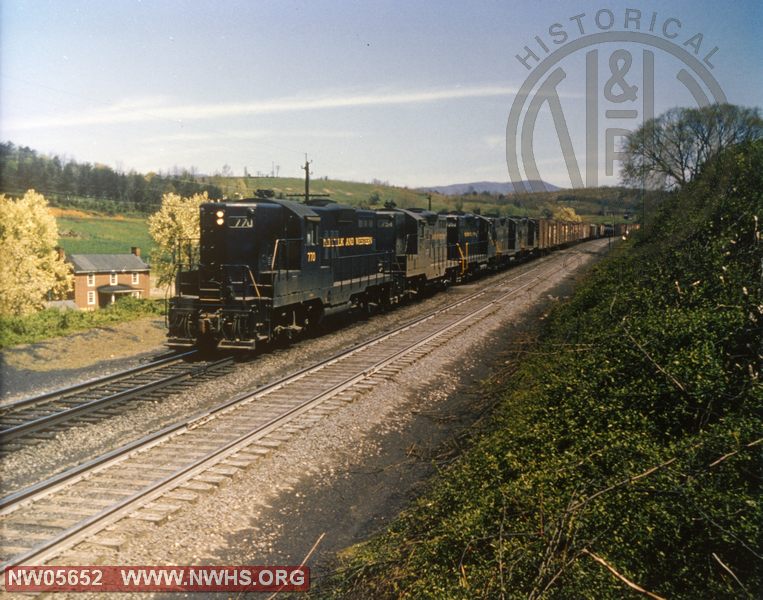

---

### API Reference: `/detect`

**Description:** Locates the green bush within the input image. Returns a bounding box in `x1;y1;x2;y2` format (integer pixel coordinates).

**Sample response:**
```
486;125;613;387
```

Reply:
321;142;762;598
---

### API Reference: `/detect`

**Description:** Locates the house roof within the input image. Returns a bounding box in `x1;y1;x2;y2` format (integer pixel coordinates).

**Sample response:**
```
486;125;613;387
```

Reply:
68;254;150;273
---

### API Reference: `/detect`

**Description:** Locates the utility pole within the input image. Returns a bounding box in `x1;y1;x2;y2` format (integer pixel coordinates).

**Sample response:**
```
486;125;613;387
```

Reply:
301;154;312;204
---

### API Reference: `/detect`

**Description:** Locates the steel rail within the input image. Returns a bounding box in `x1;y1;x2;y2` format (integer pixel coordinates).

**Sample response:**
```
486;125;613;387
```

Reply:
0;356;232;443
0;351;197;414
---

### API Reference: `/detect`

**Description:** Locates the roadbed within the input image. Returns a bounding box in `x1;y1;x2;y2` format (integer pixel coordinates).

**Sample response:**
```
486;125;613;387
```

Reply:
0;317;169;405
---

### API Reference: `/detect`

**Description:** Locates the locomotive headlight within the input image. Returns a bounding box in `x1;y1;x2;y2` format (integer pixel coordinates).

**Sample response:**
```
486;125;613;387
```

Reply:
216;210;224;218
216;217;224;226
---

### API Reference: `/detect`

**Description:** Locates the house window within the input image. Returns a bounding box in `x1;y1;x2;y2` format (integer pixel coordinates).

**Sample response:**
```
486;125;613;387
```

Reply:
110;272;117;285
87;291;96;305
131;272;140;285
87;273;95;286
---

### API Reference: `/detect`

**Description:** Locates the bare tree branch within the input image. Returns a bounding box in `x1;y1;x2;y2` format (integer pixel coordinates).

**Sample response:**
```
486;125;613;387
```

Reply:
582;549;666;599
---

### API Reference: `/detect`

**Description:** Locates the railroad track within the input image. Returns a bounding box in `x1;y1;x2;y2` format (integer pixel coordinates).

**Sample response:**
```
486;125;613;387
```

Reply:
0;241;602;576
0;351;234;449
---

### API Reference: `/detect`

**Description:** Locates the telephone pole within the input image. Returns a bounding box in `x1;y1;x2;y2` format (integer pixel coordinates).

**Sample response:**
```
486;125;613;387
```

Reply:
301;154;312;203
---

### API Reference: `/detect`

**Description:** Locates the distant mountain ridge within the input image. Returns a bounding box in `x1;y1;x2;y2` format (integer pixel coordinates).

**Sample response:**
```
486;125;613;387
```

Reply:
419;180;561;195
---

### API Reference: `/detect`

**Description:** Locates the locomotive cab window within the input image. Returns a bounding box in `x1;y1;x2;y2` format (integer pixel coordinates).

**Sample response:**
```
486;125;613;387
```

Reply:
305;219;319;245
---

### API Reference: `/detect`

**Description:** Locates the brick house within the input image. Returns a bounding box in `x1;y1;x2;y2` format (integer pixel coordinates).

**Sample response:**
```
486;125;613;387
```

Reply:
68;247;150;309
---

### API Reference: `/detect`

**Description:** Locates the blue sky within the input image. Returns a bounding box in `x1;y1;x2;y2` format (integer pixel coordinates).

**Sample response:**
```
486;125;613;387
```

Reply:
1;0;761;188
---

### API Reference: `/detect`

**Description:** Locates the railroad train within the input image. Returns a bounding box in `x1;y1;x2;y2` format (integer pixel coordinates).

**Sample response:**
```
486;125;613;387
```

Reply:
166;196;628;350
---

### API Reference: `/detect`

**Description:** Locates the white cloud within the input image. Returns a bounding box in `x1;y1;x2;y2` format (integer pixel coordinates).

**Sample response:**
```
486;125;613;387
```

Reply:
6;85;519;131
482;134;505;149
143;128;361;143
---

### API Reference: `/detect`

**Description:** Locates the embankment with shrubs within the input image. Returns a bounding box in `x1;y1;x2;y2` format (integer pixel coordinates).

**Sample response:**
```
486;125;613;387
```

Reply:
322;142;761;598
0;297;163;349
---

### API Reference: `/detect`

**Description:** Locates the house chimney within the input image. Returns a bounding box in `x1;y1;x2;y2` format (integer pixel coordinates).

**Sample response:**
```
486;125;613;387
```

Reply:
131;246;141;257
55;246;65;260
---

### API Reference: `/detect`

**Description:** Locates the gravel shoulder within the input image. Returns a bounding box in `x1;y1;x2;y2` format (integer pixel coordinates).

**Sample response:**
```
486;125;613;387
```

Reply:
0;317;169;404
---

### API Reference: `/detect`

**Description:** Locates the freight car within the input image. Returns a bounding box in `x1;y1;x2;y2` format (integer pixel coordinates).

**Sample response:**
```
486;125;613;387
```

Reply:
167;197;601;351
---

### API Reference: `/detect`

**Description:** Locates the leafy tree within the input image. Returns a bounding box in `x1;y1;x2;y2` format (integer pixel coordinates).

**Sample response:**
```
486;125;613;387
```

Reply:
0;142;223;213
147;192;207;285
621;103;762;189
0;190;72;316
552;205;582;222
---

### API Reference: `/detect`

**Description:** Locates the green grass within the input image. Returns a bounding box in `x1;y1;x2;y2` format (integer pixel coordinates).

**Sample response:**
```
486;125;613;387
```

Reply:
0;297;164;348
56;215;155;258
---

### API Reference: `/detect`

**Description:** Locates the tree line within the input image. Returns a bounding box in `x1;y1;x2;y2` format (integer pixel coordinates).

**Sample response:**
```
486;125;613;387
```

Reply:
0;142;223;213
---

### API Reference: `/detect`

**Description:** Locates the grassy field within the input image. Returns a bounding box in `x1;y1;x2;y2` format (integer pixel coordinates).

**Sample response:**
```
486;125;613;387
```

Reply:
203;175;432;210
53;208;155;258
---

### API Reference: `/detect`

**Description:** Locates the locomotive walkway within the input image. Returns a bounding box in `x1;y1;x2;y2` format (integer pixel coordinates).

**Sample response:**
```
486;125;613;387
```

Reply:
0;241;604;578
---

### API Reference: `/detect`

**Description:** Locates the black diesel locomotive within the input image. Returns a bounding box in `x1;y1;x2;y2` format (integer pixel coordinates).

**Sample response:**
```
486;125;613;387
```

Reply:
167;197;598;350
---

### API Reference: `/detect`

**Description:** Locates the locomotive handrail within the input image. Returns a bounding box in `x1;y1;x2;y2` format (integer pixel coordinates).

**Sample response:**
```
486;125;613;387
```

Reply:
271;239;281;271
456;243;467;274
218;263;265;302
246;267;261;299
271;238;304;275
330;249;394;292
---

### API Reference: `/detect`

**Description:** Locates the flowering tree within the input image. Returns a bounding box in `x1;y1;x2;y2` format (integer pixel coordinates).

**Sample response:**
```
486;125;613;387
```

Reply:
552;206;582;222
148;192;207;285
0;190;72;315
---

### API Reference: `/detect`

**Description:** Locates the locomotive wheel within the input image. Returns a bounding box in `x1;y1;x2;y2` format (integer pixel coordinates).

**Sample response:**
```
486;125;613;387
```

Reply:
196;333;219;356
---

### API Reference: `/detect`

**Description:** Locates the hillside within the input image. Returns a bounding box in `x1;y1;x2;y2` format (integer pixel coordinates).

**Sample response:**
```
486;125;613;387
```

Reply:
418;180;560;195
1;141;645;259
53;207;156;257
2;142;642;227
47;178;644;260
320;142;762;598
201;175;643;222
